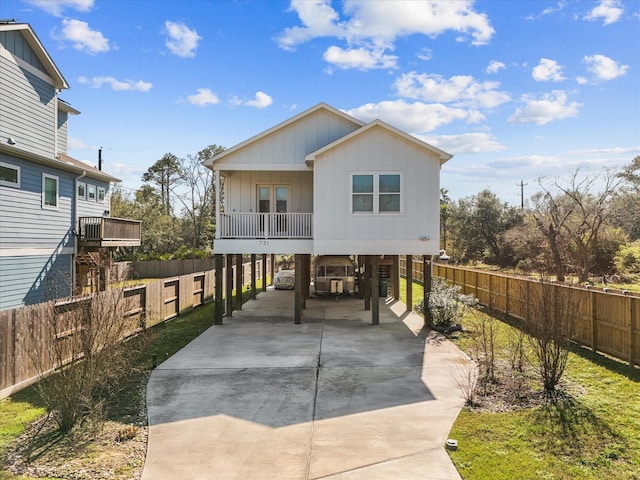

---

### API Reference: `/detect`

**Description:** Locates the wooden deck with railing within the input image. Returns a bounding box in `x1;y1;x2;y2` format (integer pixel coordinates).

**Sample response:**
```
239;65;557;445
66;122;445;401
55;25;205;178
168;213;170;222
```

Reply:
79;217;142;247
219;212;312;239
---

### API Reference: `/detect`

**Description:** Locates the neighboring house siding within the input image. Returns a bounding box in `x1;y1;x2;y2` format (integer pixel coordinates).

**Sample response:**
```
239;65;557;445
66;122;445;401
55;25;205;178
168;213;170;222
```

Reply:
57;109;68;154
313;127;441;255
0;48;56;158
76;177;111;219
0;154;74;250
0;254;72;310
226;171;313;213
0;154;76;309
0;31;47;73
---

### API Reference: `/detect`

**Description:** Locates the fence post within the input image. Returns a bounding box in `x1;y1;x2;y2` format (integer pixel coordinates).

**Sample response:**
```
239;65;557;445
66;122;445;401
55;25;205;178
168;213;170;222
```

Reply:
505;276;509;316
591;289;597;353
630;296;636;367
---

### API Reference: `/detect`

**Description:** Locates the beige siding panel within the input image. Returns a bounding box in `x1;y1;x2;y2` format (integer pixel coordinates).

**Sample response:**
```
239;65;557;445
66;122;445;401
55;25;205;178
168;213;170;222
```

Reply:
313;126;440;254
226;171;313;213
215;110;360;168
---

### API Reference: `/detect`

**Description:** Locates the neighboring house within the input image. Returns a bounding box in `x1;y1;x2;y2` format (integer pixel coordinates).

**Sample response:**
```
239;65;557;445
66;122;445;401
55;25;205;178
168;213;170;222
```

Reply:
0;22;140;311
204;102;452;322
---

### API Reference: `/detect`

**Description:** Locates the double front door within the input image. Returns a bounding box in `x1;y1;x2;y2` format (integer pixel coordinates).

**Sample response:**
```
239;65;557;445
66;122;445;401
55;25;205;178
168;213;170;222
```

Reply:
258;185;288;235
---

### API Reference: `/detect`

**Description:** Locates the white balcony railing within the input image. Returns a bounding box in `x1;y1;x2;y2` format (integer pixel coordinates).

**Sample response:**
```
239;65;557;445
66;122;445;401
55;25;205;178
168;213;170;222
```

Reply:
219;212;312;239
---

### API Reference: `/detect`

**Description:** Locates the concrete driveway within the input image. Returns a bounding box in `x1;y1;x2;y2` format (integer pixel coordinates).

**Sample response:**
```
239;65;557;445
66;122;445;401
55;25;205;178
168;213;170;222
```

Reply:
141;289;471;480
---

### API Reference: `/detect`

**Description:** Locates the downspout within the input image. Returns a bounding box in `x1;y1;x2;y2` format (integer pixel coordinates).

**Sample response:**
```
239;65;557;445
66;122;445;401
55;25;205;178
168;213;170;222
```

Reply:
73;171;86;294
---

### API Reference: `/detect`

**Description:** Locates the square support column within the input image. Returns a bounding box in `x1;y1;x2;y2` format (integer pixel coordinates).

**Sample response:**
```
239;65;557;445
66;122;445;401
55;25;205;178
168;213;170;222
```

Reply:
262;254;267;292
371;255;380;325
294;254;303;324
364;255;371;311
406;255;413;312
235;254;243;310
423;255;433;327
250;254;257;300
214;254;223;325
225;254;233;317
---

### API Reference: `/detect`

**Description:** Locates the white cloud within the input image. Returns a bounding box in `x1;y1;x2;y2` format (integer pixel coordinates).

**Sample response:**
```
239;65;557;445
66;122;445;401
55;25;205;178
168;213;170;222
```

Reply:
486;60;506;74
57;19;109;54
346;100;476;134
394;72;510;109
323;45;398;70
584;0;624;25
24;0;93;16
245;91;273;109
532;58;566;82
417;48;432;61
277;0;494;71
230;92;273;109
78;76;152;91
583;54;629;80
508;90;581;125
67;136;89;149
164;21;201;58
186;88;219;106
422;132;506;154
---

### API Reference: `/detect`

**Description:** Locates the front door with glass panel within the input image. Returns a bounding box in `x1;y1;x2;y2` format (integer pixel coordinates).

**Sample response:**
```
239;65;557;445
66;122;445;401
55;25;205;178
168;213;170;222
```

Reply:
257;185;288;235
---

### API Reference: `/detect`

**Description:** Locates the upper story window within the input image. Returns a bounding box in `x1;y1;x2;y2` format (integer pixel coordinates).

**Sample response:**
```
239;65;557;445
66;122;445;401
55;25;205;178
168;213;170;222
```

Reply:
0;162;20;188
42;173;59;209
351;172;402;214
88;184;96;201
77;182;86;200
97;186;106;203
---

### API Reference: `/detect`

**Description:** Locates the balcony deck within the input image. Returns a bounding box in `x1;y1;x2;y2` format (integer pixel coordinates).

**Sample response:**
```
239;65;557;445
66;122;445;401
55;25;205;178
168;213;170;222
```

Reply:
219;212;312;239
78;217;142;247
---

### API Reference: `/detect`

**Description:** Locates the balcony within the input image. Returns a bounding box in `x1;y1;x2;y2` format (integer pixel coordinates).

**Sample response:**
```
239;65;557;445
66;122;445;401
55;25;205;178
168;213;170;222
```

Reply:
78;217;142;247
219;212;312;239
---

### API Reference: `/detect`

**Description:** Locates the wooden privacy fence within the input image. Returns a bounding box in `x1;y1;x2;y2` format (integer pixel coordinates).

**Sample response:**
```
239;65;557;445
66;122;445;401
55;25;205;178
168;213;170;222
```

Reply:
0;259;270;399
400;261;638;368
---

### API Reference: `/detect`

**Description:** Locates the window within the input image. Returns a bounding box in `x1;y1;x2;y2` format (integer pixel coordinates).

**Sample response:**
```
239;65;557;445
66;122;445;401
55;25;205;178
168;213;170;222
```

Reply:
88;184;96;201
97;186;106;203
77;182;86;200
0;162;20;188
42;174;58;209
350;173;402;214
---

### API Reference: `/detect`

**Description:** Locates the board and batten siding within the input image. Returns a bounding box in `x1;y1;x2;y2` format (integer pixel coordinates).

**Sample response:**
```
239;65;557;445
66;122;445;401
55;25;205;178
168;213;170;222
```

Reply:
313;126;441;255
214;109;361;170
0;37;57;158
226;171;313;213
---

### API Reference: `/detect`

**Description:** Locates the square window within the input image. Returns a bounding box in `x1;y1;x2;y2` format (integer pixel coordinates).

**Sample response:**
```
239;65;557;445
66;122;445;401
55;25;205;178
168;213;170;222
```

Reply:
351;172;402;214
42;174;58;209
88;184;96;201
0;162;20;188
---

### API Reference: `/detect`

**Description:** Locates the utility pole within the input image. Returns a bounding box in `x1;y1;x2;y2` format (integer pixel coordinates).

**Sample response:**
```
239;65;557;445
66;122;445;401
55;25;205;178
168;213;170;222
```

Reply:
517;180;527;209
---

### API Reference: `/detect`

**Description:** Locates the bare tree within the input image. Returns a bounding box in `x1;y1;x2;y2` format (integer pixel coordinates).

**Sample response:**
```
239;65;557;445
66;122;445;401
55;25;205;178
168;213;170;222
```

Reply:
28;280;146;432
522;278;577;397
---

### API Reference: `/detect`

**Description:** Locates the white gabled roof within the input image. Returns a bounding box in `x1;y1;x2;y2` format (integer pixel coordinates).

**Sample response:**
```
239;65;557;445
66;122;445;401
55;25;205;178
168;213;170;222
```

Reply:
305;119;453;166
0;22;69;90
204;102;365;167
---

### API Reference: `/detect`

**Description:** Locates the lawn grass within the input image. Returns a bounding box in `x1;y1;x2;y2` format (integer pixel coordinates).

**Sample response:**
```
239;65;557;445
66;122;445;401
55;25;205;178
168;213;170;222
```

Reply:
0;282;262;479
446;310;640;480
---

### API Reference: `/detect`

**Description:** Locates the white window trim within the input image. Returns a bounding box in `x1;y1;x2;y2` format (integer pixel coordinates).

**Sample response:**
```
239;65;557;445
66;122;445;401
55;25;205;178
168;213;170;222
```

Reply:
0;161;20;188
42;173;59;209
97;186;106;203
87;184;96;202
77;181;86;200
349;171;403;215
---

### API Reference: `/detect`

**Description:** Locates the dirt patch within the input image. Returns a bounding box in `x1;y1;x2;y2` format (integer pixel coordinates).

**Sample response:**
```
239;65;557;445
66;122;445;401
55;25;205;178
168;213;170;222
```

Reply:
5;378;148;480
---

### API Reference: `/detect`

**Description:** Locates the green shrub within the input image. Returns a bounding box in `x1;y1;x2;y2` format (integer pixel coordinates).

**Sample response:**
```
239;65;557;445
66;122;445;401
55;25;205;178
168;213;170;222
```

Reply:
414;279;477;330
614;240;640;274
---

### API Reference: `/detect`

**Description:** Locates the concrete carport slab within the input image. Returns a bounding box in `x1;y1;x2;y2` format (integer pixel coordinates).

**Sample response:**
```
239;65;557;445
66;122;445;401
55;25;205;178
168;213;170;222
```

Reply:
142;289;471;480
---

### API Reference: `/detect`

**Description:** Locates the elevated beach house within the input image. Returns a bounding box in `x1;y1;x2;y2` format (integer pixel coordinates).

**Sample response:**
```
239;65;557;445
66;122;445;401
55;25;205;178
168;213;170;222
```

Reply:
205;103;451;323
0;22;141;310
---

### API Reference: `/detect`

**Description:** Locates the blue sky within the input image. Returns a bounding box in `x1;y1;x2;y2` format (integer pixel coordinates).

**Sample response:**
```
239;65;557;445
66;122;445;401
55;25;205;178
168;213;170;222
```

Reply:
3;0;639;204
